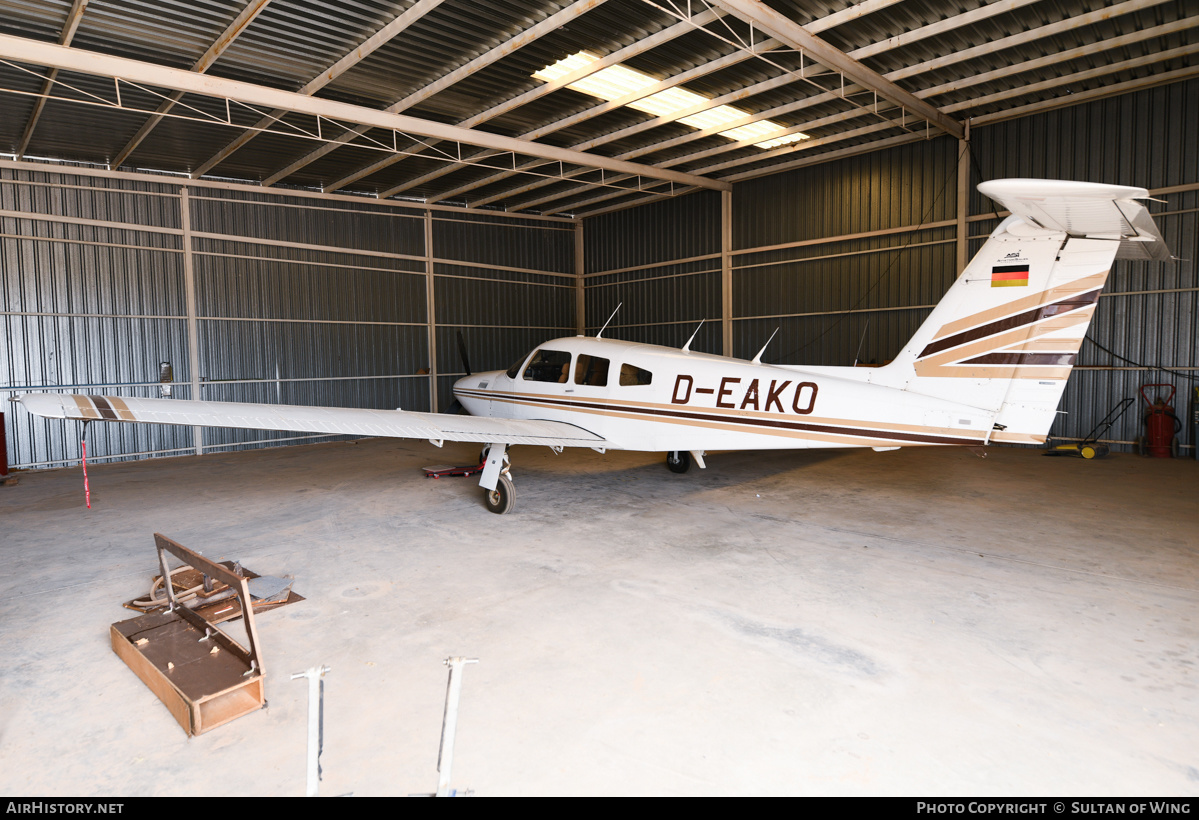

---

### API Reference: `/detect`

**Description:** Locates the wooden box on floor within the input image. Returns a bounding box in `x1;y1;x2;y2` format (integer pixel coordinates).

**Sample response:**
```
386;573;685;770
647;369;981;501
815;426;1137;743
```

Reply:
111;533;266;736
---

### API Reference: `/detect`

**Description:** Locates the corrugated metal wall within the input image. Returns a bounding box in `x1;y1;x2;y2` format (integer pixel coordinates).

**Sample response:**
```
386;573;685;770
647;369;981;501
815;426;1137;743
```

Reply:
1;166;575;469
582;80;1199;452
733;136;958;370
431;211;575;410
583;190;723;351
6;80;1194;470
972;80;1199;449
1;169;192;468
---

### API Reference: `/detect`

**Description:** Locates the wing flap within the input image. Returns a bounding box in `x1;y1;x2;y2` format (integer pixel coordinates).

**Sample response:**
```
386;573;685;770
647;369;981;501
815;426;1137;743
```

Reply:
13;393;605;448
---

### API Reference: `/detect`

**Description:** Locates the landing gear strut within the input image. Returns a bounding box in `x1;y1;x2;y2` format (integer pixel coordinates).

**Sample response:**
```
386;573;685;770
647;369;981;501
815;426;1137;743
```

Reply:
479;443;515;514
666;450;691;474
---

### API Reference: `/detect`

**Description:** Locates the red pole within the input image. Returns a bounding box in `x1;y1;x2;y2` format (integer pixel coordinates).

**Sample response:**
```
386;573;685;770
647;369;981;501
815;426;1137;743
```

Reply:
0;412;8;477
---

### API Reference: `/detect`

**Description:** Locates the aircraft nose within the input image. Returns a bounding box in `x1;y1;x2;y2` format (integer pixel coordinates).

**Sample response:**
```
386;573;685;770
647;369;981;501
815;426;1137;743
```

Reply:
453;370;502;400
452;371;504;416
453;373;484;392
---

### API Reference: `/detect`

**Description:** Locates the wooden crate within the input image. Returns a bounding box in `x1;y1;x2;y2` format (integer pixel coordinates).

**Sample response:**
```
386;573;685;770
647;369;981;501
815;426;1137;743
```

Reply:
111;534;266;736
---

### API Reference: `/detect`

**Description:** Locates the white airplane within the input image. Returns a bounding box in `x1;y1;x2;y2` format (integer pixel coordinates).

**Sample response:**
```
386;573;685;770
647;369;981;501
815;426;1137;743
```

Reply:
13;179;1171;514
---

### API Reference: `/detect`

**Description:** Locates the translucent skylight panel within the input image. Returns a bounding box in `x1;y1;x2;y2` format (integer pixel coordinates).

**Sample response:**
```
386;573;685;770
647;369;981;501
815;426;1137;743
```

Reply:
629;86;708;117
678;104;751;131
533;52;808;149
752;132;809;149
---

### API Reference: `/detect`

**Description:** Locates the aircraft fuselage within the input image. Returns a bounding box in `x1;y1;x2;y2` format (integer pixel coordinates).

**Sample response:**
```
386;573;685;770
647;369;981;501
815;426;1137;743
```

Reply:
453;336;995;454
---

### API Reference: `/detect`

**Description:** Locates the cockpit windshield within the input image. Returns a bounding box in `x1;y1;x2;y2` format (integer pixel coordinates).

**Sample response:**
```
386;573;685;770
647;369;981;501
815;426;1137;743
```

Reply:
521;348;572;383
505;355;527;380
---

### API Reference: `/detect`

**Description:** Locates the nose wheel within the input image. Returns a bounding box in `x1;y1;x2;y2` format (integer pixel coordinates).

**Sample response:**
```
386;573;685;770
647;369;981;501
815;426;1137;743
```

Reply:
479;443;515;514
484;473;516;514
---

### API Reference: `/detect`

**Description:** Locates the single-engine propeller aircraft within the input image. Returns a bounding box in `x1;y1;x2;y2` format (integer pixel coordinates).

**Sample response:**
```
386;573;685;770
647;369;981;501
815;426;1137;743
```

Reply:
13;179;1172;514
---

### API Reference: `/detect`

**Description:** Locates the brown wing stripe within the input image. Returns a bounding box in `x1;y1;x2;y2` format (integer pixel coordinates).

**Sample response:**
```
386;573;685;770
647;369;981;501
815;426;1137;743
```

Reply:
71;395;101;419
105;396;136;421
90;395;119;420
918;289;1101;359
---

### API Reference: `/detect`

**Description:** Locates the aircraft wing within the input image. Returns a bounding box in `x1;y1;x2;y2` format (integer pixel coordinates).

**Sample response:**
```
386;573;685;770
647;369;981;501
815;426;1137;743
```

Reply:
12;393;606;448
978;178;1171;261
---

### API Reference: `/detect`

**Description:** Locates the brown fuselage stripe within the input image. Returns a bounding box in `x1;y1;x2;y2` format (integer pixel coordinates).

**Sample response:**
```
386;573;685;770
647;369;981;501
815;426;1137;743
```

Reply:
456;390;977;446
919;289;1100;358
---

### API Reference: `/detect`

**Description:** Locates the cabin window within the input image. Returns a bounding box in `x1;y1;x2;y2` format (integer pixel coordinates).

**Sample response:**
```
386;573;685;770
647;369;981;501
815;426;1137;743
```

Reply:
619;363;653;386
523;348;572;383
574;355;609;386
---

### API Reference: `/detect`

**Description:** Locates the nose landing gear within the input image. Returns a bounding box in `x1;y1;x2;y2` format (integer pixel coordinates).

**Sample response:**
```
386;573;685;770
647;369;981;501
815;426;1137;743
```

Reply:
479;444;515;514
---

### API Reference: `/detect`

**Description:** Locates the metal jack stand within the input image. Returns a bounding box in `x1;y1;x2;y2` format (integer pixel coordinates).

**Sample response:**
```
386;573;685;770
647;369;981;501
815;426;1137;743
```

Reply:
291;665;331;797
436;657;478;797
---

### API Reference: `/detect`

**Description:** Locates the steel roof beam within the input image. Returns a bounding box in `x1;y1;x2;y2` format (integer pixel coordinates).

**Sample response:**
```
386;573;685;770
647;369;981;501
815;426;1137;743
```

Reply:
110;0;273;171
382;38;765;198
191;0;449;179
447;0;1050;207
552;31;1199;215
345;8;730;196
496;0;1182;212
0;34;729;192
418;0;906;203
260;0;607;188
14;0;89;159
576;133;928;218
682;0;963;138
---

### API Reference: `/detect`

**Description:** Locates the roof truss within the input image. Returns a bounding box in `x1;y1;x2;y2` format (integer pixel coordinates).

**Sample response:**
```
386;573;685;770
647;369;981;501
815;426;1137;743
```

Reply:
0;0;1195;216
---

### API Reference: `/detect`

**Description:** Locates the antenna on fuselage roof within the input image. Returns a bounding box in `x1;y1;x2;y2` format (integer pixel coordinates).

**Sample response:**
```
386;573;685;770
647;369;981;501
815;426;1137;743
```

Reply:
853;318;870;368
682;319;705;352
751;327;780;365
596;302;622;339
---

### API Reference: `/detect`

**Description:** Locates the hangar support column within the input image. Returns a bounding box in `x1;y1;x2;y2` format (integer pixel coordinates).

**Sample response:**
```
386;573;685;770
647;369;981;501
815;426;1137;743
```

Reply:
956;120;971;275
721;188;732;357
180;188;203;457
425;211;438;413
575;220;585;336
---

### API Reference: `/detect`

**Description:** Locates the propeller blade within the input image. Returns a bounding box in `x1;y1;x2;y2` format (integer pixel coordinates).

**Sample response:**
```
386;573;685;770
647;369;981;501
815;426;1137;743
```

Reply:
457;330;472;377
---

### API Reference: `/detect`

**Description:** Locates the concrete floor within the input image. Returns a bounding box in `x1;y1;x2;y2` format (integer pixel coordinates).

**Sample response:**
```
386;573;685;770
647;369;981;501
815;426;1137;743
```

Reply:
0;438;1196;796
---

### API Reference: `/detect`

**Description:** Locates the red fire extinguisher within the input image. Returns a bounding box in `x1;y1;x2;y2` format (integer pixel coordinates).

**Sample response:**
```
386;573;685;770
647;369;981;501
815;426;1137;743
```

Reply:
1137;383;1181;458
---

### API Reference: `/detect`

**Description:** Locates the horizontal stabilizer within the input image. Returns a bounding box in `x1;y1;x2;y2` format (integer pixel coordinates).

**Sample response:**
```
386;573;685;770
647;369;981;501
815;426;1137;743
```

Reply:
977;179;1170;261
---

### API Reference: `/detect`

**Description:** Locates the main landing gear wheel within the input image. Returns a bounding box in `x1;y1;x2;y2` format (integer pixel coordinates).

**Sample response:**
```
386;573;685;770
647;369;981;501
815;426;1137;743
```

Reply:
484;473;515;515
666;450;691;474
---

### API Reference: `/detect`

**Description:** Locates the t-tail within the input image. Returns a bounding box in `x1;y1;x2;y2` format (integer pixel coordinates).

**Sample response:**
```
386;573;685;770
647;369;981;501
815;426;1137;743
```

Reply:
861;179;1171;445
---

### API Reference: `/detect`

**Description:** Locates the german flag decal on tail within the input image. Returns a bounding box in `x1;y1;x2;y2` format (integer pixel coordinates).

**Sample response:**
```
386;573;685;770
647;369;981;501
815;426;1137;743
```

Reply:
991;264;1030;287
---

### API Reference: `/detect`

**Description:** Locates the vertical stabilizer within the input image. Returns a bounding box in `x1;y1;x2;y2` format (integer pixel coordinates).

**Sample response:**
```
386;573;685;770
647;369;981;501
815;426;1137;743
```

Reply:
867;179;1169;445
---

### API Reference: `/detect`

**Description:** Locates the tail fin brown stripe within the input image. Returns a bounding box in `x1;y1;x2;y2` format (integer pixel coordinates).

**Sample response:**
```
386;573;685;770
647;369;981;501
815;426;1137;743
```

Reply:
918;289;1100;359
960;352;1078;366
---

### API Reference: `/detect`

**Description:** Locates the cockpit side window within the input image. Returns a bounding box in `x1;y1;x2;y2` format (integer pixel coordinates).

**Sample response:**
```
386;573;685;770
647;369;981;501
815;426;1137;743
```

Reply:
619;363;653;386
574;354;609;387
523;348;572;383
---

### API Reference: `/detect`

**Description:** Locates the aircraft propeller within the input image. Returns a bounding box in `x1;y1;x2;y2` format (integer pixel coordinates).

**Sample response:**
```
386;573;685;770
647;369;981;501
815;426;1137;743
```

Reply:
442;330;472;414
